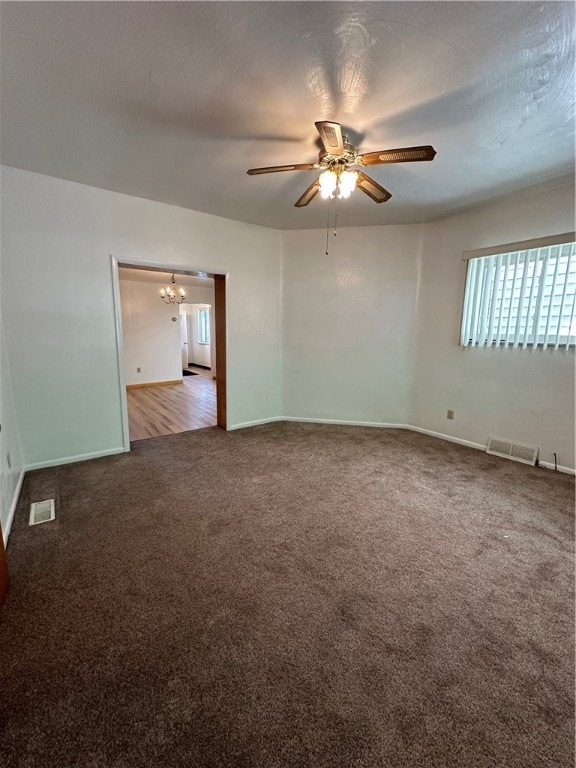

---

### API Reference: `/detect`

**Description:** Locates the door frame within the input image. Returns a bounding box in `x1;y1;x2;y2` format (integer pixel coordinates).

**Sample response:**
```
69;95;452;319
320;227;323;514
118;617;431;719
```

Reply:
214;274;227;430
110;255;228;451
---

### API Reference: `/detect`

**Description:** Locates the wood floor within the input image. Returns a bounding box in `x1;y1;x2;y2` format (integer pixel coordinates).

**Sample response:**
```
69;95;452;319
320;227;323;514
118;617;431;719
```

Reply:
127;366;216;441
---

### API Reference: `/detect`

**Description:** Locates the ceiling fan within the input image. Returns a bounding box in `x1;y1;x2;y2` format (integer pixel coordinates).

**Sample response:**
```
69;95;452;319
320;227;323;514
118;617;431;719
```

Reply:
247;121;436;207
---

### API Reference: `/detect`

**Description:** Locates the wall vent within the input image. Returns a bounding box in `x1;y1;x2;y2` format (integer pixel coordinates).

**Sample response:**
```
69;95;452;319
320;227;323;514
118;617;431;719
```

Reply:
29;499;56;526
486;436;538;466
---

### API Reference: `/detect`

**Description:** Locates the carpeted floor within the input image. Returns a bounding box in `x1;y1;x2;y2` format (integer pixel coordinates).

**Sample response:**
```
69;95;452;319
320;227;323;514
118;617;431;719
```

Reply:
0;423;574;768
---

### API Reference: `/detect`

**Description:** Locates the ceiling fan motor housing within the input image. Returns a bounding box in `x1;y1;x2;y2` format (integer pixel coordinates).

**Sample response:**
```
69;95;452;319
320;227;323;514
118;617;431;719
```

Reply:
319;139;358;170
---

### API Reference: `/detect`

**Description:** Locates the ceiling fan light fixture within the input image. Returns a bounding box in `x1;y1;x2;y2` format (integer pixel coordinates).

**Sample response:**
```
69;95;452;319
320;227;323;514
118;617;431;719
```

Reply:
319;168;358;200
338;170;358;199
319;170;338;199
247;121;435;208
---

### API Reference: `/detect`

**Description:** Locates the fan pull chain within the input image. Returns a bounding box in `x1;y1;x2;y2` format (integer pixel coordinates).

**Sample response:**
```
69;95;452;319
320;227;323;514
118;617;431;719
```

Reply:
325;209;339;256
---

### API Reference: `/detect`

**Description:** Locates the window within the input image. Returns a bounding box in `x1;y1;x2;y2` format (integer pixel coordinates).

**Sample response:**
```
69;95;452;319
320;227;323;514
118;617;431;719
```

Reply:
460;233;576;349
198;307;210;345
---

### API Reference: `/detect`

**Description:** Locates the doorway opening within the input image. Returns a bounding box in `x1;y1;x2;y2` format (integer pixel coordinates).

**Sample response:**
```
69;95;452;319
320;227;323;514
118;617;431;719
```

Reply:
113;261;227;444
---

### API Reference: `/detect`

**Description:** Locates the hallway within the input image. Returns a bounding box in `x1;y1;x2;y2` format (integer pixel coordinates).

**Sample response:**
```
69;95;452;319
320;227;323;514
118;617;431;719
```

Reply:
127;367;216;441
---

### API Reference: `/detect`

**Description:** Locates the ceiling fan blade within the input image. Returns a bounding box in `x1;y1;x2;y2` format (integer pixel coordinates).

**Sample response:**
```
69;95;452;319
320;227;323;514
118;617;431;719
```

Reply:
247;163;316;175
356;172;392;204
359;145;437;165
294;179;320;208
315;121;345;156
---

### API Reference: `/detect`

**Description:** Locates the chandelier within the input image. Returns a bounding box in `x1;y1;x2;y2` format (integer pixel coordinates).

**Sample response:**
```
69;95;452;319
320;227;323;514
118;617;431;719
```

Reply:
160;274;186;305
318;168;358;200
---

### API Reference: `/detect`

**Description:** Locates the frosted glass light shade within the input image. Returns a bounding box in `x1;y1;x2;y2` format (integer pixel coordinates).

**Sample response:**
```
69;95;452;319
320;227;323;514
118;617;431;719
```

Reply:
319;170;337;199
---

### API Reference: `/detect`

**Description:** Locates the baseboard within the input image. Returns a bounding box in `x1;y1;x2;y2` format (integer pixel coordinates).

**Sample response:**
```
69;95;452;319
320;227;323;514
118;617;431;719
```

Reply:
230;417;406;431
537;460;575;476
26;446;127;472
228;417;285;430
284;416;406;429
2;469;25;544
404;425;486;452
126;380;182;389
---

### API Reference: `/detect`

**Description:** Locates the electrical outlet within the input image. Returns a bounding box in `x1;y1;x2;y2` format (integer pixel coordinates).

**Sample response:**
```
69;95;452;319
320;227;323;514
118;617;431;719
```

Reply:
7;452;11;469
137;367;141;373
447;410;454;420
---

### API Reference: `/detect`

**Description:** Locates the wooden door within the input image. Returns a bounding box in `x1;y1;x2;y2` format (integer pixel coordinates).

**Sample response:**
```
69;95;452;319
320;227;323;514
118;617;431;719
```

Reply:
0;529;8;606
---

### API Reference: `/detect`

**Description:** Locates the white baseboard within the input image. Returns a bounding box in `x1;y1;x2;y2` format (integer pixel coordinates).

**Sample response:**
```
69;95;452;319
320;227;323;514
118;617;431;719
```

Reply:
228;416;406;431
228;417;285;431
537;460;575;476
404;425;486;452
26;446;127;472
283;416;406;429
3;469;25;544
229;416;405;430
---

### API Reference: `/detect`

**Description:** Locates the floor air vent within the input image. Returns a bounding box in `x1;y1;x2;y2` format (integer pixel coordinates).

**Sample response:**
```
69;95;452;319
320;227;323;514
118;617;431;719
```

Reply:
29;499;56;526
486;437;538;466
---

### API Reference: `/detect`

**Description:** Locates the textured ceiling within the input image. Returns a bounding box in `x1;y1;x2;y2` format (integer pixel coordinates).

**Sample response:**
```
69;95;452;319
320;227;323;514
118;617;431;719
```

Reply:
1;2;574;229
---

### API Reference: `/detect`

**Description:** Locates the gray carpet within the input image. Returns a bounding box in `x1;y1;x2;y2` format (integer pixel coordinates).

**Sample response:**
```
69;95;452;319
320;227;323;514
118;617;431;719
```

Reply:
0;423;574;767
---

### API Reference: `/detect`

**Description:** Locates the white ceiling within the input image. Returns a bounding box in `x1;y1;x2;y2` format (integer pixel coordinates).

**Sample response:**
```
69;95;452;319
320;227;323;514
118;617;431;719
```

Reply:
1;2;574;229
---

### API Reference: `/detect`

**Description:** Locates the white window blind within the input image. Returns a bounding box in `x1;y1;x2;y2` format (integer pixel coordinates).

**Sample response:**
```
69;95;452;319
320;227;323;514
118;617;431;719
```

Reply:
460;237;576;349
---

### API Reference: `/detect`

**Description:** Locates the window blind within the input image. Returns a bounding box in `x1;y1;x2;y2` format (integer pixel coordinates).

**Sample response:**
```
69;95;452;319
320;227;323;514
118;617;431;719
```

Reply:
460;238;576;348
